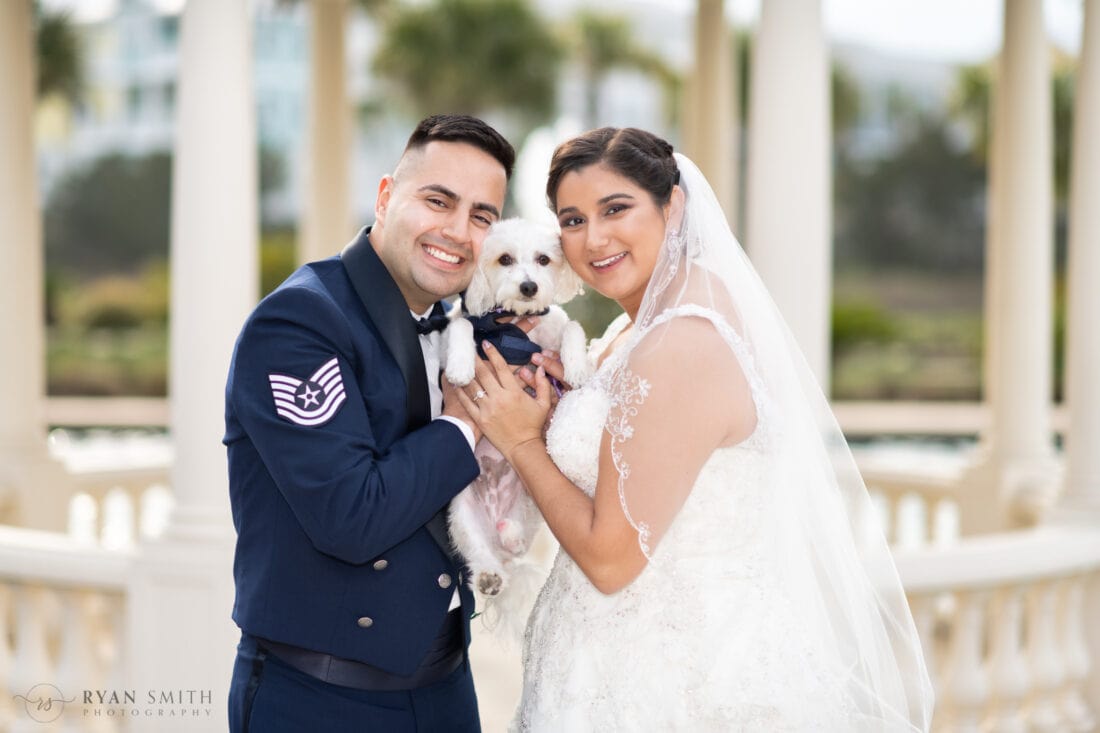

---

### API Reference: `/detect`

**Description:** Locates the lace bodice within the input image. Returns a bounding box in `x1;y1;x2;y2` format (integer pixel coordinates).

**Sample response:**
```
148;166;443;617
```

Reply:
512;310;857;732
545;310;774;569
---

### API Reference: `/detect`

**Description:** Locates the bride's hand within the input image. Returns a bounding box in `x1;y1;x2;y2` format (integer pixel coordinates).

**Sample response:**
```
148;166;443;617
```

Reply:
521;350;570;394
455;341;553;462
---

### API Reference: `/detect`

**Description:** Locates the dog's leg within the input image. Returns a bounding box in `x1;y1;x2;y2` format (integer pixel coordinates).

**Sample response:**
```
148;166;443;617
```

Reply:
443;318;477;386
495;468;535;556
448;486;509;596
559;319;591;387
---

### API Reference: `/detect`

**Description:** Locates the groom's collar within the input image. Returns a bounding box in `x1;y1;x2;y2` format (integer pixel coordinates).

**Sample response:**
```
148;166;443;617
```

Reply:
340;226;431;432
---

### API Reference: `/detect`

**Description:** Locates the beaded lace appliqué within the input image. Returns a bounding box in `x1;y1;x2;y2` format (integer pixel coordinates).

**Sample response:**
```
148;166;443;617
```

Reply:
605;366;653;556
604;305;771;559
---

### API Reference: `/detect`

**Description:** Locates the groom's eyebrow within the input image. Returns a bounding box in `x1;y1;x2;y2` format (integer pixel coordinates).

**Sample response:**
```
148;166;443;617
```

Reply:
419;184;500;220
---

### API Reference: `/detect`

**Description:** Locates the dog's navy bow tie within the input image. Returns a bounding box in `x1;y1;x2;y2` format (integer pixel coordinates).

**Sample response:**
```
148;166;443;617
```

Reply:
466;307;566;397
468;312;543;365
414;303;449;335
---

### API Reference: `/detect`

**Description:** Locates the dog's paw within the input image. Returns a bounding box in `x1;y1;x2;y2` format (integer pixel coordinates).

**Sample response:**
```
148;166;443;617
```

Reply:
445;359;476;386
563;359;591;389
560;321;591;387
443;320;476;385
477;571;504;596
497;519;528;556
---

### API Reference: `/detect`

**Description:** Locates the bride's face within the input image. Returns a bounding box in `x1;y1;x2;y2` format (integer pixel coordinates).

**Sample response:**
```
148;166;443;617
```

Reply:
554;163;670;315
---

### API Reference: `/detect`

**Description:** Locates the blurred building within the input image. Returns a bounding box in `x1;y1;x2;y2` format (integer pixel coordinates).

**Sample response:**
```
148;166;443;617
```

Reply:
37;0;313;223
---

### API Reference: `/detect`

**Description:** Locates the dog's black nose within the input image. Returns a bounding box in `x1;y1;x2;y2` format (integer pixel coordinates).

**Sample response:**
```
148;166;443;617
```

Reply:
520;281;538;298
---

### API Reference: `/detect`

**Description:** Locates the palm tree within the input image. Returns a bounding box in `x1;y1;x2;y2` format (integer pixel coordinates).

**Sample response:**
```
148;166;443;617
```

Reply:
567;10;677;129
35;2;82;102
372;0;562;124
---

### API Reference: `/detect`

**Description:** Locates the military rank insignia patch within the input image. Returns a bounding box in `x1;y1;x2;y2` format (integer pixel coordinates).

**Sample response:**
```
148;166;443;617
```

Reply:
268;356;347;427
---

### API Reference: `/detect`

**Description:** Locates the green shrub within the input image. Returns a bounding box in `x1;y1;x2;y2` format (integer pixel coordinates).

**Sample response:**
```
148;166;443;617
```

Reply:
832;301;899;356
62;268;169;332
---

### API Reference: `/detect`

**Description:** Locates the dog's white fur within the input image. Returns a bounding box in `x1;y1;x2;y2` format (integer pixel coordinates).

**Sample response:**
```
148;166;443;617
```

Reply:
442;218;589;621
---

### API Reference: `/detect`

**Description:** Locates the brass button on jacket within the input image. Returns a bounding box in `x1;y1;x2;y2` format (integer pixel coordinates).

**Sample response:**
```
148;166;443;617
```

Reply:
356;616;374;629
437;573;452;589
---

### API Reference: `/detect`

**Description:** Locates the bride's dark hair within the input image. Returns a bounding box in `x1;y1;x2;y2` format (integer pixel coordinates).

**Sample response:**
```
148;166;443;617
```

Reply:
546;127;679;211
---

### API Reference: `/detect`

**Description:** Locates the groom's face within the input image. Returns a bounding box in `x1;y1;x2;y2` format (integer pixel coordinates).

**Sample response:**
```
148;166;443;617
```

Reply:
372;141;507;313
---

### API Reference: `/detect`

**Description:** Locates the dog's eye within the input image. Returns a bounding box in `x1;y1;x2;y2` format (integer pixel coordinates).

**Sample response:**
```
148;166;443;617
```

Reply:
537;255;551;266
498;254;514;266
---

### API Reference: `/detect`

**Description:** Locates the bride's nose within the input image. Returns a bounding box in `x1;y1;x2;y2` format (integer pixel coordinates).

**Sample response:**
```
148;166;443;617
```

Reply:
585;221;611;252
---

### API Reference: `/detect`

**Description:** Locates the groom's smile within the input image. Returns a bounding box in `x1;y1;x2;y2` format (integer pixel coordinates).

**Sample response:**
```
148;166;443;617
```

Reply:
421;241;468;269
370;140;507;312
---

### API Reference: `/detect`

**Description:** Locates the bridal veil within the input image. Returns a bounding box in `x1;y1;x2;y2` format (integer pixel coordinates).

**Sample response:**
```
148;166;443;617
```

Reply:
604;153;935;729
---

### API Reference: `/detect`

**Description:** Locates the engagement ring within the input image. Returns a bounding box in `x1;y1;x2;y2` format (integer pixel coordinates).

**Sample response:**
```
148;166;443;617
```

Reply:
473;389;487;401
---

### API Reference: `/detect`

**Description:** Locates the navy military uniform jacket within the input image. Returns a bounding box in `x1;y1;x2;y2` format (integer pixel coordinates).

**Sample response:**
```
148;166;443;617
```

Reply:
224;227;479;677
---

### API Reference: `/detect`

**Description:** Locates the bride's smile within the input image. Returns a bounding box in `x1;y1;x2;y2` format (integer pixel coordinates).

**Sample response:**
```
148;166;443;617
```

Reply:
554;163;671;318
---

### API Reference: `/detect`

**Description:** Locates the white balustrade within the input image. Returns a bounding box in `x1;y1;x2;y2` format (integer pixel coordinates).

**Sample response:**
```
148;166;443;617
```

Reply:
987;587;1028;731
2;411;1095;733
0;526;130;732
1028;580;1068;730
1062;577;1097;731
939;590;991;731
896;526;1100;731
0;585;13;731
65;486;174;551
860;465;961;547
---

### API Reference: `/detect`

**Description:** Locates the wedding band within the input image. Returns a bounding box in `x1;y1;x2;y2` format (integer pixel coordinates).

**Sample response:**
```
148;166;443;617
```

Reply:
473;389;487;401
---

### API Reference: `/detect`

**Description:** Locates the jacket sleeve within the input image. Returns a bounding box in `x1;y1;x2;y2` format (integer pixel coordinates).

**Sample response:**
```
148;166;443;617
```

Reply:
226;284;479;564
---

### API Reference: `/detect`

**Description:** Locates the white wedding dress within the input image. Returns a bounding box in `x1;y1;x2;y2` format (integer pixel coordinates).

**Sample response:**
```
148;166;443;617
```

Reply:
511;312;859;732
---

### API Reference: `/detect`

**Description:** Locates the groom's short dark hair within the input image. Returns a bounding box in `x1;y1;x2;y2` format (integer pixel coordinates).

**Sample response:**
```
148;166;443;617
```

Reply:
405;114;515;180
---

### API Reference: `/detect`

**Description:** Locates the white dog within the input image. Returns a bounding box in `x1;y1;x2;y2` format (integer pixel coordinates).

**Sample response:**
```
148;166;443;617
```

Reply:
443;218;589;612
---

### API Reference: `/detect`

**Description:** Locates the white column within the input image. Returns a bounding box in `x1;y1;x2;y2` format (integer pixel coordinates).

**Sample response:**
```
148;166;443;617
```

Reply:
744;0;831;389
0;0;68;530
962;0;1056;534
683;0;738;229
1058;0;1100;523
300;0;352;264
128;0;256;724
1055;1;1100;704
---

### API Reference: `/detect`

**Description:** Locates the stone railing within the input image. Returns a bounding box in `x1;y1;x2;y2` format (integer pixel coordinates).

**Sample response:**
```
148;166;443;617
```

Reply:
896;526;1100;732
856;443;968;548
48;430;173;546
863;463;960;547
0;525;132;732
20;399;1094;733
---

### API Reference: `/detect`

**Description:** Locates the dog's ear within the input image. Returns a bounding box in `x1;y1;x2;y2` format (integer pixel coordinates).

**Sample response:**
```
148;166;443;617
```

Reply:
464;266;495;315
554;262;586;305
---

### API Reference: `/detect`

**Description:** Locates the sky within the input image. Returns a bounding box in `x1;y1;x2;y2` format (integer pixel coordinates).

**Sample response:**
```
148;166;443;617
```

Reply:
709;0;1082;62
43;0;1084;64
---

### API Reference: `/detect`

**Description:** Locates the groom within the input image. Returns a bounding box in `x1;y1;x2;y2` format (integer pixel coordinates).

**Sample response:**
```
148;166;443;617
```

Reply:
224;115;514;732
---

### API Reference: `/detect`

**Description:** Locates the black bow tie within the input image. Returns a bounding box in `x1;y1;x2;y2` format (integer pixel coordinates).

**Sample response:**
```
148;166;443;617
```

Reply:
414;303;449;335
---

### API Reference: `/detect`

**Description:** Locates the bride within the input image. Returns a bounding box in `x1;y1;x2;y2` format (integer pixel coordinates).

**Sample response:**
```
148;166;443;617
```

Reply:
455;127;934;731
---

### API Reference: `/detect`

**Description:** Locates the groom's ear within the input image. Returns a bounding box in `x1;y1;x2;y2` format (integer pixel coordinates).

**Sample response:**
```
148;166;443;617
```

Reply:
374;175;395;225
